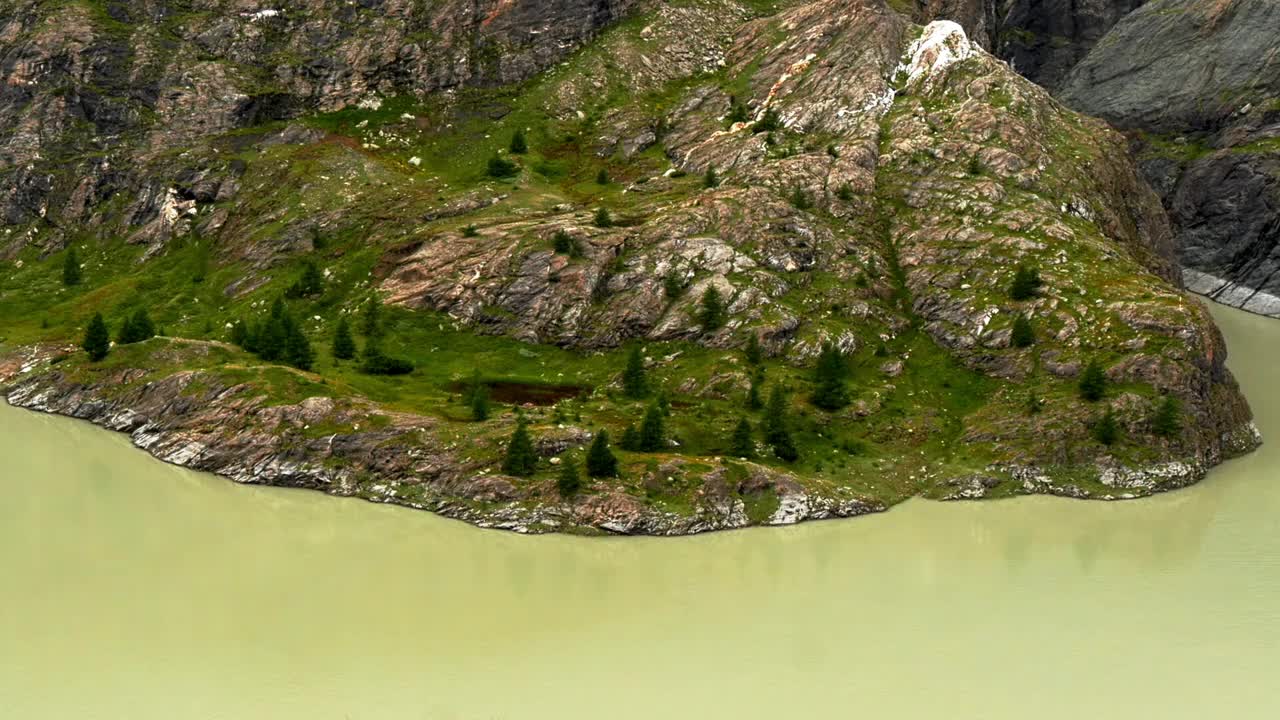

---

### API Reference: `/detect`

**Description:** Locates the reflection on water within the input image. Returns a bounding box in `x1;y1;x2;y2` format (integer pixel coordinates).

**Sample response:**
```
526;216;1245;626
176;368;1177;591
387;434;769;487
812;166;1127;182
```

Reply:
2;303;1278;719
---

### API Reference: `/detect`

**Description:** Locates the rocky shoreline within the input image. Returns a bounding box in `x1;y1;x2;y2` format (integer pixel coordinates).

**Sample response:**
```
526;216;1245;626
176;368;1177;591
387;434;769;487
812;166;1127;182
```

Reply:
1;345;1259;537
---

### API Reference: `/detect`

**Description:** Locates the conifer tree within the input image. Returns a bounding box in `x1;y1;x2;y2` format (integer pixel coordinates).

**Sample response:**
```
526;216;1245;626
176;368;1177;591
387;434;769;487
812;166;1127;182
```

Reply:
230;319;252;350
656;391;671;417
703;166;719;189
596;168;610;185
63;246;82;287
117;308;156;345
82;312;110;362
360;297;382;339
470;374;491;422
623;346;648;399
639;403;666;452
287;260;325;298
586;430;620;478
502;418;539;477
1011;314;1036;348
752;107;781;133
1151;394;1181;438
1079;359;1107;402
284;320;314;371
764;385;799;462
594;207;613;228
510;129;528;155
699;286;726;331
747;375;764;411
1092;407;1120;446
811;342;850;411
552;230;579;256
663;272;685;299
557;455;582;497
332;317;357;360
745;333;764;366
257;298;290;362
1009;264;1043;301
620;424;642;452
730;418;756;459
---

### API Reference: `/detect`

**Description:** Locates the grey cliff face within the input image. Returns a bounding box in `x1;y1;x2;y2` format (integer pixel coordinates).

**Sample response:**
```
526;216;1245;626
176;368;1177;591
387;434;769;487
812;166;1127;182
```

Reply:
1001;0;1146;90
1058;0;1280;315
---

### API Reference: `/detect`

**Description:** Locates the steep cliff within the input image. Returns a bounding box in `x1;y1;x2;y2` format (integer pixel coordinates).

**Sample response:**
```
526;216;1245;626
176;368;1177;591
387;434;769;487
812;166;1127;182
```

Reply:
0;0;1260;534
1059;0;1280;315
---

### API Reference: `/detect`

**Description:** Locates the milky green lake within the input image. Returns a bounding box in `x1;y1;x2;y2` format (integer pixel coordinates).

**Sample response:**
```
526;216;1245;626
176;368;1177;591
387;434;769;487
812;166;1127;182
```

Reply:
3;303;1278;719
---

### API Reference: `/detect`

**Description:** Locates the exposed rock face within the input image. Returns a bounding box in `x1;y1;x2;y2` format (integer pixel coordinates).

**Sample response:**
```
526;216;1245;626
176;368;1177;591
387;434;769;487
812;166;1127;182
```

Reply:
0;0;640;249
914;0;1147;90
1059;0;1280;315
999;0;1146;90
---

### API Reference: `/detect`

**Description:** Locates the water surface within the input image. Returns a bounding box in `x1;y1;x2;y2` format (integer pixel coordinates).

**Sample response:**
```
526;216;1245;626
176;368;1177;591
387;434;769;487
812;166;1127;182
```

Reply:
3;304;1278;719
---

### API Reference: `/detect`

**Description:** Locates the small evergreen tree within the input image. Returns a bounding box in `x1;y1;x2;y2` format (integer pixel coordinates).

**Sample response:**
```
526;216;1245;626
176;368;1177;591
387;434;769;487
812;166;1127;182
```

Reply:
656;391;671;417
1092;407;1120;446
256;298;291;362
360;297;382;339
594;207;613;228
1009;264;1043;301
771;428;800;462
286;260;324;298
470;376;491;422
752;107;781;133
663;272;685;300
502;418;539;477
620;424;642;451
639;403;666;452
552;230;579;256
82;312;110;362
510;129;528;155
1011;314;1036;348
730;418;756;459
745;333;764;366
117;308;156;345
557;455;582;497
1079;359;1107;402
332;317;357;360
699;286;727;331
703;166;719;189
230;319;252;350
764;385;798;461
1026;390;1043;415
747;375;764;411
789;185;813;210
487;154;518;178
63;246;82;287
586;430;620;478
726;103;750;125
596;168;610;185
462;224;480;238
623;346;648;398
1151;394;1181;438
811;342;850;411
284;321;314;371
360;341;414;375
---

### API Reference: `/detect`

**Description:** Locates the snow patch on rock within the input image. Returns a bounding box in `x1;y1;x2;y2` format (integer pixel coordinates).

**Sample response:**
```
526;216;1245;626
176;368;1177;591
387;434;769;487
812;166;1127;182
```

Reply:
900;21;976;89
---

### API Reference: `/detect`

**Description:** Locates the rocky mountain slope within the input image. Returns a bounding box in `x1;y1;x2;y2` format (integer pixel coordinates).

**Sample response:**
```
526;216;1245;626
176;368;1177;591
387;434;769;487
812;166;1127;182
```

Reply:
0;0;1260;534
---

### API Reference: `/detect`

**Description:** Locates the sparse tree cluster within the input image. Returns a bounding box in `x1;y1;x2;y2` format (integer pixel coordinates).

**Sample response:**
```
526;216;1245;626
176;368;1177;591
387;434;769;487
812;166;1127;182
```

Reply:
117;308;156;345
231;298;315;371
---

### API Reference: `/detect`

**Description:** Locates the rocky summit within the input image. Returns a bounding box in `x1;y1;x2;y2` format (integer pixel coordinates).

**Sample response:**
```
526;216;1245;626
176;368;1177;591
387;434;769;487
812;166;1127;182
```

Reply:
0;0;1263;535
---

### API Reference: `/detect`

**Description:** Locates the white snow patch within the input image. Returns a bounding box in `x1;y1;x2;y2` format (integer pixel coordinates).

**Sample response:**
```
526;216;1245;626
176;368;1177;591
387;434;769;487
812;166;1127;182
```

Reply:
899;21;975;89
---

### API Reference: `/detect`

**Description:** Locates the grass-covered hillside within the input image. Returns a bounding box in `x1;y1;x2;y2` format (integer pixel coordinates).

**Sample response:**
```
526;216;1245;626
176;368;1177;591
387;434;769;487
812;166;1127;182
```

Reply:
0;0;1259;534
